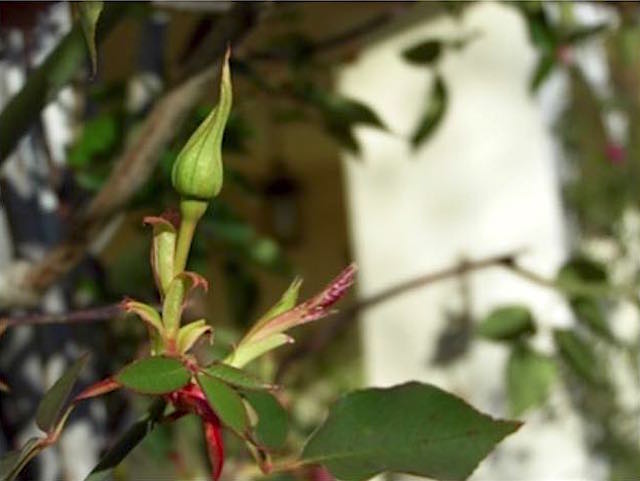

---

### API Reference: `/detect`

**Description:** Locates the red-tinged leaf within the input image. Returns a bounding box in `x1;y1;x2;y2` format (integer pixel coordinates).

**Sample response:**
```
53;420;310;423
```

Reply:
163;271;209;335
144;212;178;296
75;377;121;402
248;264;356;342
121;298;163;333
203;417;225;481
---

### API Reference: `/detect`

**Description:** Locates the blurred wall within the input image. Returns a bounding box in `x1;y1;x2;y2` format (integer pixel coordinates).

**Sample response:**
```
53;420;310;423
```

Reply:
339;3;604;480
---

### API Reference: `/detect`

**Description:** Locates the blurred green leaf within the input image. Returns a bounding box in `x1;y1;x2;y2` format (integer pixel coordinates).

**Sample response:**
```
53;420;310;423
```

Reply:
0;438;41;481
72;1;104;74
302;382;521;481
476;306;536;342
84;400;165;481
36;354;89;433
244;390;288;450
197;373;248;436
507;345;557;416
569;297;616;344
0;3;126;162
116;357;190;395
558;257;607;285
411;74;448;148
566;23;608;44
203;363;273;390
402;40;442;65
68;114;119;168
554;329;605;386
530;54;555;92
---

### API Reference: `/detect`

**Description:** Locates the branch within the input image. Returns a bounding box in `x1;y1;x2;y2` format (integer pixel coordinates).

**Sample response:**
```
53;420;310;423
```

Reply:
0;3;128;163
4;5;262;304
275;252;639;381
0;302;124;330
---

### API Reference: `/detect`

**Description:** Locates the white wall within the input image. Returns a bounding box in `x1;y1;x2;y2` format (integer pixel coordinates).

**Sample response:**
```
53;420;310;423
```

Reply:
339;3;604;479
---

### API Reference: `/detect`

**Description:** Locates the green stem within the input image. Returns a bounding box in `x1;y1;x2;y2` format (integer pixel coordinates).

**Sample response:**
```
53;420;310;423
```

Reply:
174;199;208;275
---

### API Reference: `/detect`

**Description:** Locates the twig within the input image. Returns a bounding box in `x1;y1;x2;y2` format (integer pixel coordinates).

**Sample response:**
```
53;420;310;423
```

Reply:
275;253;639;381
0;302;125;329
12;5;262;300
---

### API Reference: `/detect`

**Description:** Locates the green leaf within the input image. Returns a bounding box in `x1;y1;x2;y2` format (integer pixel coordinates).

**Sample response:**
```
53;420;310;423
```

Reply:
411;75;448;148
1;438;41;481
203;363;274;390
245;278;302;340
553;329;605;386
507;345;557;416
36;354;89;433
565;23;608;44
115;357;191;395
72;1;104;74
177;319;212;354
226;333;294;369
144;215;177;296
67;113;118;168
0;3;126;163
476;306;536;341
197;373;248;436
302;382;521;481
244;390;288;450
558;257;607;285
84;400;165;481
402;40;442;65
530;54;555;93
569;296;616;344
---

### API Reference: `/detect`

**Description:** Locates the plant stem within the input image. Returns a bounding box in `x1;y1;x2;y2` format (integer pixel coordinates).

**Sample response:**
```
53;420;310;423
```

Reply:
174;199;208;275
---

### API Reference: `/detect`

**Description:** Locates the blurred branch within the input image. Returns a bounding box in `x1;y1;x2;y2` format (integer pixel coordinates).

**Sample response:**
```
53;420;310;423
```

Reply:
0;302;124;330
275;252;639;381
0;3;128;163
3;5;262;304
245;5;411;62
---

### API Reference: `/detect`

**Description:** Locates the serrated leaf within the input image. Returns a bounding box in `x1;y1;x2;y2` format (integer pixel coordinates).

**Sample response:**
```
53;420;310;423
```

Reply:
84;400;165;481
402;40;442;65
507;345;557;416
476;306;536;342
36;354;89;433
203;363;274;390
177;319;212;354
302;382;520;481
197;373;248;436
1;437;41;481
411;75;447;148
116;357;191;395
72;1;103;74
554;329;605;386
244;390;288;450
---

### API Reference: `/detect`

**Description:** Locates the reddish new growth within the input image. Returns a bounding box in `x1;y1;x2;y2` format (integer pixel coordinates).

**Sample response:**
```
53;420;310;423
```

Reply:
168;383;224;480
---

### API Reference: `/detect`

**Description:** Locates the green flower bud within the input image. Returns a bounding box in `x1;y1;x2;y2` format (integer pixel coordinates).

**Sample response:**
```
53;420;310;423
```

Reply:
172;49;232;200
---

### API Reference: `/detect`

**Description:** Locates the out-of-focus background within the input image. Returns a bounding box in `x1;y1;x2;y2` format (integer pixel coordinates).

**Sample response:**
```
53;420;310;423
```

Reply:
1;2;639;480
